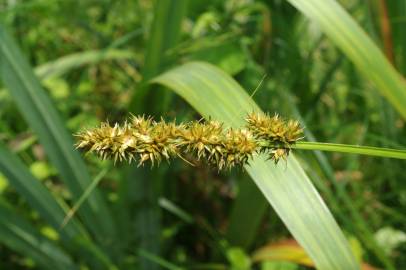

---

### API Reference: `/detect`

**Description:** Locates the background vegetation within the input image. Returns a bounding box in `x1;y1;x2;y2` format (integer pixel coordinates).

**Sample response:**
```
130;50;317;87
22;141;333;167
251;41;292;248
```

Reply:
0;0;405;269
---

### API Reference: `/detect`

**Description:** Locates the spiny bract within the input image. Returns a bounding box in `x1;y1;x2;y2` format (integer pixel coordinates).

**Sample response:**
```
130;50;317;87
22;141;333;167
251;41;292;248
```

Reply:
75;113;303;169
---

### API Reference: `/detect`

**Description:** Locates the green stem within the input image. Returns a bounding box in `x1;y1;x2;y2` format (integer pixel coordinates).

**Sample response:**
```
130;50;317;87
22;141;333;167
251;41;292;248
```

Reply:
294;141;406;160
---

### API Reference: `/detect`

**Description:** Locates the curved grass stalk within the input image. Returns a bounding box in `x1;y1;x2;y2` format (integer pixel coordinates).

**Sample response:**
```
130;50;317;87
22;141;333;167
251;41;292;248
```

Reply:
294;142;406;160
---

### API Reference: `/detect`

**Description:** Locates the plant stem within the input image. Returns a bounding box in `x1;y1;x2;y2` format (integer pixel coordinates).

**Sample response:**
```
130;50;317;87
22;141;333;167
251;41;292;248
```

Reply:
294;141;406;160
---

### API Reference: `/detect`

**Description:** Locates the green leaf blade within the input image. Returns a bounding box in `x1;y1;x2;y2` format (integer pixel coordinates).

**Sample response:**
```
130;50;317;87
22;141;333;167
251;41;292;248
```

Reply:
0;200;78;270
286;0;406;119
0;143;85;241
153;61;359;270
35;49;137;80
0;25;116;247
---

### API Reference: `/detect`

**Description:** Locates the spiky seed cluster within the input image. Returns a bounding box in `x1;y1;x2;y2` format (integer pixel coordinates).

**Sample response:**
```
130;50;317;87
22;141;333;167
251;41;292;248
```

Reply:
218;128;257;169
75;113;303;169
175;121;258;169
76;116;183;165
75;122;132;162
245;112;303;162
179;120;224;160
245;113;302;144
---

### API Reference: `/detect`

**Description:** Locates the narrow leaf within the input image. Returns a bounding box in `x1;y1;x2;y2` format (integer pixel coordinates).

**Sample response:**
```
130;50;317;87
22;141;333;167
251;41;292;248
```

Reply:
0;200;77;270
286;0;406;119
0;25;116;246
129;0;187;113
0;143;85;241
35;49;137;80
153;62;359;270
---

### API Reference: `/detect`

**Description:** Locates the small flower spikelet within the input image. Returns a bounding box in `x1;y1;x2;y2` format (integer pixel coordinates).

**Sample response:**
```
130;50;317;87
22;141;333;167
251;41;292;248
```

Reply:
245;112;303;162
179;120;224;161
76;116;182;166
218;128;257;169
75;113;303;169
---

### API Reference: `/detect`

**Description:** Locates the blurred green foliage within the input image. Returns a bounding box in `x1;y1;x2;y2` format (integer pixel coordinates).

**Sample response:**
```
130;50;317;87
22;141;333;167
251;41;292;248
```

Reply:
0;0;405;269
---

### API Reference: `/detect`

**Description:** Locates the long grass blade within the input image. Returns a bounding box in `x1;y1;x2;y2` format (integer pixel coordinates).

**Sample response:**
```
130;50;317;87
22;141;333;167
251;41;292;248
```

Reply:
129;0;187;113
153;62;359;270
61;168;108;228
286;0;406;119
0;143;85;241
0;25;116;246
0;200;77;270
35;49;137;80
285;91;395;269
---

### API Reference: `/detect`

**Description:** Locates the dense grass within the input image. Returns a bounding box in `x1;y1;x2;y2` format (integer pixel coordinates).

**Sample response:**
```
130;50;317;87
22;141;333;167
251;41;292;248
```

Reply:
0;1;405;269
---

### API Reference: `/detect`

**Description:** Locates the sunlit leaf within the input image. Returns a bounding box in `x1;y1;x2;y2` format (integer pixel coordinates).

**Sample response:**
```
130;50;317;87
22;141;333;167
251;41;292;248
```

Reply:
153;61;359;270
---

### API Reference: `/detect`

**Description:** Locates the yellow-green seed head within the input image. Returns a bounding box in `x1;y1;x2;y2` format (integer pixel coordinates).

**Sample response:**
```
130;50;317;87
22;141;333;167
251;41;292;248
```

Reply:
75;113;303;168
178;120;223;160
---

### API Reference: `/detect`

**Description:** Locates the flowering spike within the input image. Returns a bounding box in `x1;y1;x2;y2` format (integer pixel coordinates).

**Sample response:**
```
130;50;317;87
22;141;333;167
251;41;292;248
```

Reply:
245;112;302;162
75;113;303;168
